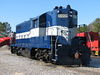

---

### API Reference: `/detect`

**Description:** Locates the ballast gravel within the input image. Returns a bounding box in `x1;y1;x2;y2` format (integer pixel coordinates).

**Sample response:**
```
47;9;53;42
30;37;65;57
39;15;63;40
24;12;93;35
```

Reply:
0;46;100;75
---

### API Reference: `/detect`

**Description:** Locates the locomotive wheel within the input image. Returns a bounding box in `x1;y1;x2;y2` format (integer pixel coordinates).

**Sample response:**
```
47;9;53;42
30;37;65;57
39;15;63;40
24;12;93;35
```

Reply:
34;49;42;60
11;47;14;54
30;49;37;59
16;48;22;56
35;52;40;60
42;52;51;63
11;47;16;54
20;48;31;58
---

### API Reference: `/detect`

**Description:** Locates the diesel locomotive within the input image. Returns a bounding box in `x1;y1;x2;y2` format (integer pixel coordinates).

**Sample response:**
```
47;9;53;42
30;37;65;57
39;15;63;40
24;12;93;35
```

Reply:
10;5;91;66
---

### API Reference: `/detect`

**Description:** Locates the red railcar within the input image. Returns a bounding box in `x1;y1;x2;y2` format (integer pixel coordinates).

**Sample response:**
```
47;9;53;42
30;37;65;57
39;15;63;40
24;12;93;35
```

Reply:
77;32;100;56
0;37;11;47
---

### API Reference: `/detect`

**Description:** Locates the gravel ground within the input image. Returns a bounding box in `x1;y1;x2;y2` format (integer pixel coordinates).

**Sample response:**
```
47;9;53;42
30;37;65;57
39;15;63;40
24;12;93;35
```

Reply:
0;46;100;75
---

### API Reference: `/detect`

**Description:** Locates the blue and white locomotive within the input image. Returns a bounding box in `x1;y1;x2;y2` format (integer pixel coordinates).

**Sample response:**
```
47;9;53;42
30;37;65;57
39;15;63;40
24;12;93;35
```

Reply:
11;5;91;65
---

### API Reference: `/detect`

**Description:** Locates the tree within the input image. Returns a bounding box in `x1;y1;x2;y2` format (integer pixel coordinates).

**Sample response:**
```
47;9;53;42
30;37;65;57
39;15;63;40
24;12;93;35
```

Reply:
89;18;100;32
4;22;12;35
77;24;88;33
0;22;12;37
0;22;6;32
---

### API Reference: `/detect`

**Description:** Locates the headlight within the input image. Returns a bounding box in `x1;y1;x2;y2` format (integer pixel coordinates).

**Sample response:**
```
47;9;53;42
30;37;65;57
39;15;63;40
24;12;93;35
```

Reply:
57;10;60;13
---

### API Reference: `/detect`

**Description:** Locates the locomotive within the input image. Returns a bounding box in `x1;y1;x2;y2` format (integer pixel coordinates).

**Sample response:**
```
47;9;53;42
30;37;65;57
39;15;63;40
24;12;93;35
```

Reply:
10;5;91;66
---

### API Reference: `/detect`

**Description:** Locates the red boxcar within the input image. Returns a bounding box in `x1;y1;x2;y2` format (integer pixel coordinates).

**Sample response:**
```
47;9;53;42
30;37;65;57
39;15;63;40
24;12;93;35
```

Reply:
0;37;11;47
77;32;100;56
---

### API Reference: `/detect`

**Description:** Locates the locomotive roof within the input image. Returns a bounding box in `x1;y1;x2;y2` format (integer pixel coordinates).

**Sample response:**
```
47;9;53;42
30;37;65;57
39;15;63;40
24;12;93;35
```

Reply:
16;5;77;27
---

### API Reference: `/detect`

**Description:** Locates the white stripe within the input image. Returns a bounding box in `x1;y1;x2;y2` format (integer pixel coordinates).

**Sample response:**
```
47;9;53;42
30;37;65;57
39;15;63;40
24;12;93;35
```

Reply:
16;32;30;39
29;28;39;37
16;26;76;41
46;26;68;36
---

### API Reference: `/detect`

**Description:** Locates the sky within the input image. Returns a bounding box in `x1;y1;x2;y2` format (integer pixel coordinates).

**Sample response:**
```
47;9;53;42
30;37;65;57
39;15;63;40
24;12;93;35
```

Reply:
0;0;100;31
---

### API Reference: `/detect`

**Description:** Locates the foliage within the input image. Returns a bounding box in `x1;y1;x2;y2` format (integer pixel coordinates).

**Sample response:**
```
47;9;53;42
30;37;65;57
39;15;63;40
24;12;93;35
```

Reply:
0;22;12;37
77;18;100;33
77;24;88;33
90;18;100;32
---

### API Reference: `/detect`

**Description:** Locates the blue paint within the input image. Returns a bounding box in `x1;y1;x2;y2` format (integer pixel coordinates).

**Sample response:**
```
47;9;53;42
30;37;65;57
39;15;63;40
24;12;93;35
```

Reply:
11;5;77;50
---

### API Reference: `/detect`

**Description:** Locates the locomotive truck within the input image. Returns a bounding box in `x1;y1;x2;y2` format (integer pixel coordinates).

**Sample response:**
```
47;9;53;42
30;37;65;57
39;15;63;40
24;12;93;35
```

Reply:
10;5;91;66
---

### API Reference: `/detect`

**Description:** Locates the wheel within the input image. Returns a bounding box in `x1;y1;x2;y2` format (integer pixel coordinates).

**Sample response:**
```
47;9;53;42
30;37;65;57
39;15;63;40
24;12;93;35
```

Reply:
11;47;15;54
16;50;22;56
30;49;37;59
21;48;31;58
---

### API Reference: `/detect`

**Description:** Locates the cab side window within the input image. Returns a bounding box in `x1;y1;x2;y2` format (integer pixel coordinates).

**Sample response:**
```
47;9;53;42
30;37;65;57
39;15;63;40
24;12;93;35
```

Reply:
39;13;46;27
33;19;38;28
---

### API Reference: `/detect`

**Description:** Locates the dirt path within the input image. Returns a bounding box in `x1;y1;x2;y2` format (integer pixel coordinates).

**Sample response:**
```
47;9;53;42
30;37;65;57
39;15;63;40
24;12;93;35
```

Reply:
0;46;100;75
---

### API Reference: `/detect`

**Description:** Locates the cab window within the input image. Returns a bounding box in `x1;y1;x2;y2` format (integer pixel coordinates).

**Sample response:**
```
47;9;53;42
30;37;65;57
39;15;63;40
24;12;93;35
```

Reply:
39;13;46;27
